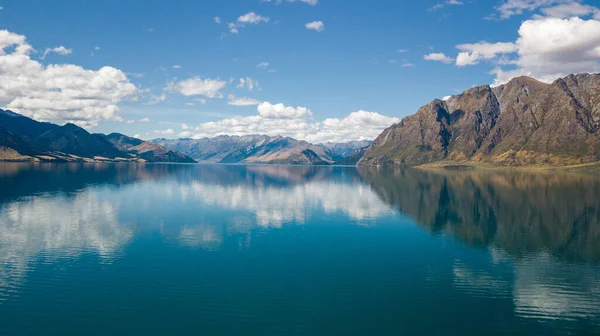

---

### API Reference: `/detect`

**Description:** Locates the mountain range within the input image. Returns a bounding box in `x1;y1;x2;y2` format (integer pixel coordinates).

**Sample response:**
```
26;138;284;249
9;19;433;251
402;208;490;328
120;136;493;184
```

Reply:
360;73;600;167
3;72;600;167
153;136;371;165
0;109;195;163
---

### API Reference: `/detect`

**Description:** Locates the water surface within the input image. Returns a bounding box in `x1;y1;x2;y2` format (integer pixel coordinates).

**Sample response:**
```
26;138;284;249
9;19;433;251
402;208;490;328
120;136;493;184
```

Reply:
1;163;599;335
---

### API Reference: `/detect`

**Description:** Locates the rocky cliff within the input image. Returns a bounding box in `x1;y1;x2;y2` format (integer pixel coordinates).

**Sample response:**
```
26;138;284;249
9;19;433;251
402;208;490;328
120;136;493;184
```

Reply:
360;73;600;166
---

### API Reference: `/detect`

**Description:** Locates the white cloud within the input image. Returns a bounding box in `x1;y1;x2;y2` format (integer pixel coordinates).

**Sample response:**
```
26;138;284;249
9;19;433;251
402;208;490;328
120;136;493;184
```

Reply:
228;12;270;34
228;94;261;106
166;77;227;98
424;52;454;63
154;128;175;135
258;102;312;119
139;117;150;122
455;42;518;66
0;30;137;128
94;46;100;50
305;21;325;32
491;0;600;20
541;2;600;18
398;49;409;53
402;62;415;67
236;77;260;92
237;12;270;24
214;16;222;24
430;0;464;11
41;45;72;60
172;65;182;69
449;17;600;84
186;101;398;143
257;62;270;68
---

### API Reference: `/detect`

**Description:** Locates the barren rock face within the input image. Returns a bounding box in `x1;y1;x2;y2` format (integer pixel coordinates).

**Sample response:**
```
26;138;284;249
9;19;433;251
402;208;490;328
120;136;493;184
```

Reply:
360;73;600;166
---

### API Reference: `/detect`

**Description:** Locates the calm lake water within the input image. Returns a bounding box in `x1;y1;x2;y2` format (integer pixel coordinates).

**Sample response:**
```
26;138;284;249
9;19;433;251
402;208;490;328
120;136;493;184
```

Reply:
1;163;599;335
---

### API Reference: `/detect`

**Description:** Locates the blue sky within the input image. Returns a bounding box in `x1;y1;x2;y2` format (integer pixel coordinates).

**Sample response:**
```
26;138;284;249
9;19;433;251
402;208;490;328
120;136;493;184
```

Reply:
1;0;600;142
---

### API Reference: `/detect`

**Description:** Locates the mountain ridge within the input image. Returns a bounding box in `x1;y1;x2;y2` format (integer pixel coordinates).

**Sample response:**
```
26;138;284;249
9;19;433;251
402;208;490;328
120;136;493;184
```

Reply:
0;109;195;163
152;135;357;165
359;73;600;167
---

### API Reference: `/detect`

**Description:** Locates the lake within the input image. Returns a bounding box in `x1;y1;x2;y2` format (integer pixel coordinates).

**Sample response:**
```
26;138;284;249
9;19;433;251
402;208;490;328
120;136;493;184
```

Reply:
0;163;599;335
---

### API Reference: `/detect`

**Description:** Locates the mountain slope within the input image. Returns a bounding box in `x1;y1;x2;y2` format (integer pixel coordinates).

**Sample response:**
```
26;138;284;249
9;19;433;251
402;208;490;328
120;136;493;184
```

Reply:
154;135;335;165
360;73;600;167
37;123;129;159
104;133;196;163
335;147;368;165
322;140;372;160
0;109;193;163
0;109;57;141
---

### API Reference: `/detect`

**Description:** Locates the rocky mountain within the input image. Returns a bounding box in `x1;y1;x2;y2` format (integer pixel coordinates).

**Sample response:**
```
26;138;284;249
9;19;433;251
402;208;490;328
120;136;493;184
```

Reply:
153;135;335;165
0;109;194;163
104;133;195;163
360;73;600;167
334;147;369;165
322;140;372;159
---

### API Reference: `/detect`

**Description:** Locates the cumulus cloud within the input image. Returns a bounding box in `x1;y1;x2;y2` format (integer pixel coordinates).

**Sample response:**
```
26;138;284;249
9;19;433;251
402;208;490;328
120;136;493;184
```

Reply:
493;17;600;84
214;16;222;24
257;62;269;68
228;94;261;106
455;42;518;66
166;77;227;98
41;45;72;60
0;30;137;128
305;21;325;32
424;52;454;63
448;17;600;84
228;12;270;34
186;101;398;143
258;102;312;119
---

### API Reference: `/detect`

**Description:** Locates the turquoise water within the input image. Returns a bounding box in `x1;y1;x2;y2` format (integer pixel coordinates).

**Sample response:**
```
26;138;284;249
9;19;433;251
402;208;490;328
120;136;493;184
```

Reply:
0;163;599;335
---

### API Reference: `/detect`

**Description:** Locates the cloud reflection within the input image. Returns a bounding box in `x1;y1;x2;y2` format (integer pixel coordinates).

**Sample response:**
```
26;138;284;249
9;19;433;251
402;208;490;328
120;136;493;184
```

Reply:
0;192;132;302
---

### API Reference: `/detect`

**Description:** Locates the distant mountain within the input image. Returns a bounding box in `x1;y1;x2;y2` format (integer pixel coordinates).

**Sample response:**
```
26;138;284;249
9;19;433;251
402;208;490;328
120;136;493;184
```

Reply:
334;147;368;165
0;109;194;163
154;135;336;165
360;73;600;167
322;140;371;160
104;133;195;163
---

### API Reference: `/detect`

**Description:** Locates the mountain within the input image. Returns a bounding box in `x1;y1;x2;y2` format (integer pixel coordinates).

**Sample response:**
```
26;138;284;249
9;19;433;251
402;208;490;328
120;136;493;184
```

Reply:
322;140;372;159
360;73;600;167
153;135;335;165
334;147;368;165
0;109;194;163
37;123;128;159
104;133;195;163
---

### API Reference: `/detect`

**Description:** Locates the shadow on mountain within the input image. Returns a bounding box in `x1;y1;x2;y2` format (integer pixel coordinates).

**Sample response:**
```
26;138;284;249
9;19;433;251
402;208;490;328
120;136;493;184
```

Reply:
359;167;600;262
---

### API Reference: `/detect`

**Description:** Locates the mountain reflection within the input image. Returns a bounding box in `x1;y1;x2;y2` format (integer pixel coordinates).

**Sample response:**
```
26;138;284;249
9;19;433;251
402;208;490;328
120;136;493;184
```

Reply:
360;167;600;262
1;163;600;329
0;163;394;296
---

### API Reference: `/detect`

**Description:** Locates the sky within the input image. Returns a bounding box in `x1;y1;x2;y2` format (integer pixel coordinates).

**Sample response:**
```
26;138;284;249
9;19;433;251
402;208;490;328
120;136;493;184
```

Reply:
0;0;600;143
